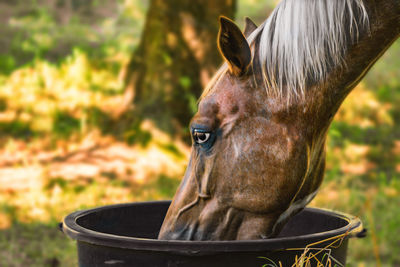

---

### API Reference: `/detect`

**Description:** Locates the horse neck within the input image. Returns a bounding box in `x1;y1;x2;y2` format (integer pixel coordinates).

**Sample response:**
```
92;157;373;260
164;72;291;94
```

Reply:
244;1;398;174
318;0;399;120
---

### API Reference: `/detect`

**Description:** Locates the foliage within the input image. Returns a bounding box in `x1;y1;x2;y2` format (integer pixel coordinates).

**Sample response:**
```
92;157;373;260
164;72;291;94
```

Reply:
0;0;147;74
0;49;122;142
236;0;276;26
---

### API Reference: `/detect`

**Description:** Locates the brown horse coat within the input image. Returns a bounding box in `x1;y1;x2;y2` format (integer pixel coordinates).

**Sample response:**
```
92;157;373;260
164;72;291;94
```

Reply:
159;0;399;240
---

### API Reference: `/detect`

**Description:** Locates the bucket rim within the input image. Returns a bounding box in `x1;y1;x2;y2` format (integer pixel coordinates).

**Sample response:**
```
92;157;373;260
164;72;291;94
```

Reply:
62;200;363;253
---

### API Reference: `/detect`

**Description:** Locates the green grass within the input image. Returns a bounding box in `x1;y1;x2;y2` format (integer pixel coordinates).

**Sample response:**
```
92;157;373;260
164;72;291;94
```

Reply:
0;222;77;267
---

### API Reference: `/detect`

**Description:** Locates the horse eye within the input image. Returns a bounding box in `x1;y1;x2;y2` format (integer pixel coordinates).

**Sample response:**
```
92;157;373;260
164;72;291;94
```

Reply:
193;131;211;144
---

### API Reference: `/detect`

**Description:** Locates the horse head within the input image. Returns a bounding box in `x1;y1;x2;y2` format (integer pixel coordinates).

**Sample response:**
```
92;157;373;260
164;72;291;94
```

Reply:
158;0;399;240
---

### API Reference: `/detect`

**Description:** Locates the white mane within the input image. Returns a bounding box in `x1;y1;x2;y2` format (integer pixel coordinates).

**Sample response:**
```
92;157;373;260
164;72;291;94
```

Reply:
203;0;370;102
257;0;369;101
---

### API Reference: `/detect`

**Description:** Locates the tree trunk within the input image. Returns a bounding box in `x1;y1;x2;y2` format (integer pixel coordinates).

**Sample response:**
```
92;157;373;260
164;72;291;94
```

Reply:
118;0;236;140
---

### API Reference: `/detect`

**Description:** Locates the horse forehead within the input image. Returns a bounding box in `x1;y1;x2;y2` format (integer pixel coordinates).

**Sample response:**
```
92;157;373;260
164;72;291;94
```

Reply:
197;96;218;118
200;80;255;117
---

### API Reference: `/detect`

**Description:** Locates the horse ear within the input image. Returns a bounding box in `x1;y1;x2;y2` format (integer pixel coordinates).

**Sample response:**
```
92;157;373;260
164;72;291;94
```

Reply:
243;17;257;38
218;16;251;76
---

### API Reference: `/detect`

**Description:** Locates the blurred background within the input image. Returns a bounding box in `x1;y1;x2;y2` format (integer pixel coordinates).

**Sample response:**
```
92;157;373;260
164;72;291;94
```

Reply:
0;0;399;266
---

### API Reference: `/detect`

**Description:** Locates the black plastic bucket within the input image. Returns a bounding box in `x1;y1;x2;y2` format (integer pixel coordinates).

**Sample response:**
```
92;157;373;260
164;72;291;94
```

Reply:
61;201;365;267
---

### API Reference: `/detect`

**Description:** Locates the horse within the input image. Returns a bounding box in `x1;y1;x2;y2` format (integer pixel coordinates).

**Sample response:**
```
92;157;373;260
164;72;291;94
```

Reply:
158;0;400;240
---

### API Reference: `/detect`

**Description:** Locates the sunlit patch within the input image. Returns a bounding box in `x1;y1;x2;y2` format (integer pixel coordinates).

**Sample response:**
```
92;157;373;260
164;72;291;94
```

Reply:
335;84;393;127
0;50;125;140
0;121;189;224
384;187;398;197
0;167;44;191
392;140;400;155
0;212;11;230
